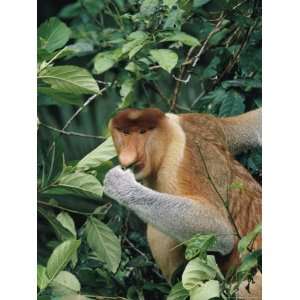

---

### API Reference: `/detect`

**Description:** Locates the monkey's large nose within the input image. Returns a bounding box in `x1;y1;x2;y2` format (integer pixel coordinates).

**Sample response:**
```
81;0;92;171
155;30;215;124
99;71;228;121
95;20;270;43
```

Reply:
119;150;138;169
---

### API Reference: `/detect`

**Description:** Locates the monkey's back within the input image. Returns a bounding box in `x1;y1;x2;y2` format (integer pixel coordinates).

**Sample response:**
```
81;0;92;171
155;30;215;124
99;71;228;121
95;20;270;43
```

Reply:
178;113;261;250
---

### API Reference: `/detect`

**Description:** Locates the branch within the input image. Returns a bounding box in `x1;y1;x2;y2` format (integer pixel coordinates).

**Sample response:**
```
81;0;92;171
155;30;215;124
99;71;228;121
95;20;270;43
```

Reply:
39;122;105;140
196;141;242;240
169;14;225;112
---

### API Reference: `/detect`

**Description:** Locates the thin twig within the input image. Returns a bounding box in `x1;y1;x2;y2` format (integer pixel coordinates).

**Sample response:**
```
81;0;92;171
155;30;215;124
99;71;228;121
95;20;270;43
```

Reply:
39;122;105;140
123;237;165;280
196;141;241;239
170;46;196;111
169;14;225;111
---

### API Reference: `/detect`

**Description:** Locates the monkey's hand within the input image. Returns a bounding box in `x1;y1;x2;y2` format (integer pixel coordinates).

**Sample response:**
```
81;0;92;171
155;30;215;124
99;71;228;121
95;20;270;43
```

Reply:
103;165;140;206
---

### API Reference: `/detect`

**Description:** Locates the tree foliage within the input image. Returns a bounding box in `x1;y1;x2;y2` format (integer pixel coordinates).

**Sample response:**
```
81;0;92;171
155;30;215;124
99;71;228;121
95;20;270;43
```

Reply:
37;0;261;299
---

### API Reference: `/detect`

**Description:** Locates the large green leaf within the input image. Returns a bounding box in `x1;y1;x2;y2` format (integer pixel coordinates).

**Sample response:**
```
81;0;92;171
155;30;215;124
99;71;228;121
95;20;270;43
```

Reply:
218;90;245;117
238;223;262;255
182;257;217;290
38;207;74;241
140;0;160;16
184;234;217;260
56;212;76;237
161;32;200;47
38;17;71;53
38;66;100;95
46;172;103;199
189;280;220;300
37;265;50;290
50;271;81;295
193;0;211;8
94;49;122;74
167;282;189;300
150;49;178;73
85;216;121;273
38;87;83;106
46;240;81;283
76;137;117;171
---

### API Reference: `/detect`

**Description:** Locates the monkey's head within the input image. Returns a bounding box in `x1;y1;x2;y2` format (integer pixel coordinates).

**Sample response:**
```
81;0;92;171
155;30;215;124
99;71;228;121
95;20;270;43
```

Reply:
109;108;167;180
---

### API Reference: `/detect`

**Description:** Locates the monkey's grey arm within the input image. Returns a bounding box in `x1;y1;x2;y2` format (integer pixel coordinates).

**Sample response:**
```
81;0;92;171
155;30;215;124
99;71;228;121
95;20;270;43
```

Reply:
103;166;235;255
221;108;262;155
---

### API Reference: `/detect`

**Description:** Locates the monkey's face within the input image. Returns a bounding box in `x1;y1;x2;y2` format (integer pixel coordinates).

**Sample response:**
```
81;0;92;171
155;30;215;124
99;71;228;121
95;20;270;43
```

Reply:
109;108;166;180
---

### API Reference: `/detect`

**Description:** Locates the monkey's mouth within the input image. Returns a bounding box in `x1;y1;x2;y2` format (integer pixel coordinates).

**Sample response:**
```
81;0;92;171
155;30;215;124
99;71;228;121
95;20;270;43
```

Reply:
132;162;145;173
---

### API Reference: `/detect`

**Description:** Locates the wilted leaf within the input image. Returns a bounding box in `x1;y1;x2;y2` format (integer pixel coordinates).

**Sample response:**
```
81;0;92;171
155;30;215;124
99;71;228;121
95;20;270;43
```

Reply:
76;137;117;170
38;17;71;53
46;240;81;282
85;216;121;273
150;49;178;73
167;282;189;300
39;66;100;95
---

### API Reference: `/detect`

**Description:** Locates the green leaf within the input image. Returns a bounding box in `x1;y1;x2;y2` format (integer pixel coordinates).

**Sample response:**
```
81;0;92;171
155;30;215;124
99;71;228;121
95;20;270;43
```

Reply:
182;257;217;290
218;90;245;117
37;265;50;290
167;282;189;300
161;32;200;47
184;234;217;260
85;216;121;273
119;78;135;108
46;172;103;199
163;0;178;8
238;224;262;255
39;66;100;95
140;0;160;16
193;0;211;8
59;3;81;18
38;17;71;53
94;49;122;74
46;240;81;283
57;212;76;237
189;280;220;300
38;207;74;241
50;270;81;295
150;49;178;73
163;7;184;30
76;137;117;171
38;87;83;106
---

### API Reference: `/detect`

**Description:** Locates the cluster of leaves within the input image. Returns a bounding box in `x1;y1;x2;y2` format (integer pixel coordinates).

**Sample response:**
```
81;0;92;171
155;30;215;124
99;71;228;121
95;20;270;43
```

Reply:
37;0;261;299
167;225;262;300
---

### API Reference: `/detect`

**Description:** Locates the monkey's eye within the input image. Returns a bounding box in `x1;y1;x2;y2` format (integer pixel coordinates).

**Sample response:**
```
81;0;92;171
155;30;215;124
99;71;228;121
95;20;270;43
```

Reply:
140;129;146;134
122;128;130;135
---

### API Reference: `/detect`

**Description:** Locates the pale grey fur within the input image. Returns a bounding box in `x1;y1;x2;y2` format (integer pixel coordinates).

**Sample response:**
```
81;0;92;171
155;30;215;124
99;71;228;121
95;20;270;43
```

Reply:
221;107;262;154
103;166;235;255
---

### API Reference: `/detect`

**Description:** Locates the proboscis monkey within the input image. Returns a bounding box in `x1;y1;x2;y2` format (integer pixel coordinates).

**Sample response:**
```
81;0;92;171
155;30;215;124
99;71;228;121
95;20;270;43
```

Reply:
103;108;262;298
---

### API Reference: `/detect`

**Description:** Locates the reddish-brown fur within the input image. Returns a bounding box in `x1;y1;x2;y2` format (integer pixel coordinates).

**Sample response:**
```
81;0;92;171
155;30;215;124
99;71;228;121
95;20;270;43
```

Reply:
109;108;261;297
